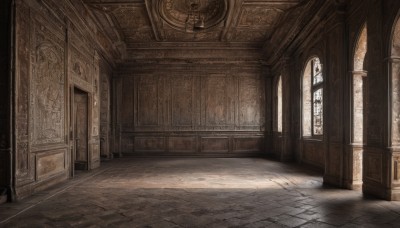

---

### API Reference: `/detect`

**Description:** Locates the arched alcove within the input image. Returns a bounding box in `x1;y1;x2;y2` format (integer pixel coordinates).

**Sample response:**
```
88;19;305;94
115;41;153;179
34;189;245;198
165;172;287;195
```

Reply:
349;24;367;190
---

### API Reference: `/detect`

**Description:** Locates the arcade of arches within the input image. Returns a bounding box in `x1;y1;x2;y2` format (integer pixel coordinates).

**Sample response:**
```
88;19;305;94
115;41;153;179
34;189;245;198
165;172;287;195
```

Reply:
2;0;400;225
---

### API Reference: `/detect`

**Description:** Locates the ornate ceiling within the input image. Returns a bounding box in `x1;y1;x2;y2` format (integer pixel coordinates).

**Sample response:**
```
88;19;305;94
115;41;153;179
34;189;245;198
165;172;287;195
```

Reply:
83;0;302;61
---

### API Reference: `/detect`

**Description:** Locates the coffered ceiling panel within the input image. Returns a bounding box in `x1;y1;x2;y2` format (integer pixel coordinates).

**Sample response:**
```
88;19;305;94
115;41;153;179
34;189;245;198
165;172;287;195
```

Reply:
84;0;302;60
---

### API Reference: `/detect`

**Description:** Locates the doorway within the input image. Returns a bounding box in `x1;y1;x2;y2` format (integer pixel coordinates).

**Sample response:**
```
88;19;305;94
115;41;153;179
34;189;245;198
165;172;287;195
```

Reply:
72;88;89;173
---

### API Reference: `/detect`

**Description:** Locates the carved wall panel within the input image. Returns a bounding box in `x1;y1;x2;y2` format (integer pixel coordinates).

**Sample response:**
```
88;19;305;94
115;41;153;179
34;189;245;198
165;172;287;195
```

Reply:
12;0;107;200
30;20;65;147
100;64;112;158
136;76;162;127
202;75;234;128
120;77;134;126
15;2;31;182
168;136;197;153
134;137;165;152
201;137;229;153
92;56;100;138
121;134;134;153
238;76;264;129
116;65;265;156
70;47;93;84
171;76;195;127
233;137;264;153
36;150;66;181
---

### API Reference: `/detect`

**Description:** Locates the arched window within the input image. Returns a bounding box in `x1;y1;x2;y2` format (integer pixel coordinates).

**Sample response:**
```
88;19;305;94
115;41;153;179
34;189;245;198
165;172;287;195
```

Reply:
303;57;323;137
277;75;282;133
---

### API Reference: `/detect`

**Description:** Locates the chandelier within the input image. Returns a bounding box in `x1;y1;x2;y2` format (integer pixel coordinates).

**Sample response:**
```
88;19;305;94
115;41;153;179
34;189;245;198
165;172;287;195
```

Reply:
185;0;205;32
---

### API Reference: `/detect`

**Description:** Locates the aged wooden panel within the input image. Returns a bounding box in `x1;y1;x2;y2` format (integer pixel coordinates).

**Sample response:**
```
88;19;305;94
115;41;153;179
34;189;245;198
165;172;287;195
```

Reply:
233;137;263;153
136;76;160;127
121;135;134;153
69;46;92;84
238;76;263;128
116;67;265;156
120;77;134;126
74;90;88;163
30;19;65;146
36;150;65;180
202;75;234;128
100;65;111;158
15;2;31;180
171;76;194;127
201;137;229;153
134;137;165;152
168;137;196;153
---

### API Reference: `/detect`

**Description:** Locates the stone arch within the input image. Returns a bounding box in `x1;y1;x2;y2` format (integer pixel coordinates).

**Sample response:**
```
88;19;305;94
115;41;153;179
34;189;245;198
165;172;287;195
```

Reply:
390;15;400;147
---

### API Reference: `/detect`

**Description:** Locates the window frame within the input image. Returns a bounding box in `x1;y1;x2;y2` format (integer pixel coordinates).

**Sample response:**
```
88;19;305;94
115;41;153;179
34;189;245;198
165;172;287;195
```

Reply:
302;56;324;139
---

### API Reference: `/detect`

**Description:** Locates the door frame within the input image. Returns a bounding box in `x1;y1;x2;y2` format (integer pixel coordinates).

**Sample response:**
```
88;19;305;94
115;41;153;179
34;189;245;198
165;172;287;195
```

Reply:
70;85;91;177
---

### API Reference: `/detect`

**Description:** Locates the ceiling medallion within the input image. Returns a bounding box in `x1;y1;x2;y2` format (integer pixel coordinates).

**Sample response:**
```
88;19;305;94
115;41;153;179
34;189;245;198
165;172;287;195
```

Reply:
159;0;228;33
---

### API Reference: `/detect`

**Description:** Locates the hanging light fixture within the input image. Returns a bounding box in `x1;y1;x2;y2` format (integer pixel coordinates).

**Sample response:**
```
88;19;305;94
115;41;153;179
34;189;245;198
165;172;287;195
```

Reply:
185;0;205;32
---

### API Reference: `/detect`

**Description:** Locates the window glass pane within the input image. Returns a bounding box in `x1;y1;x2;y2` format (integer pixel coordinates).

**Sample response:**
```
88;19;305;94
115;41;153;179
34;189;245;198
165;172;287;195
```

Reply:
313;88;323;135
313;58;323;85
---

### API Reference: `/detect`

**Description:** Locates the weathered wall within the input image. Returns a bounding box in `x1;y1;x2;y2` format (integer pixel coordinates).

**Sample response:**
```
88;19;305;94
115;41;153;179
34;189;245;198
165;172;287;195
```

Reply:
270;0;400;200
13;0;114;200
100;60;113;159
362;0;400;200
113;63;266;157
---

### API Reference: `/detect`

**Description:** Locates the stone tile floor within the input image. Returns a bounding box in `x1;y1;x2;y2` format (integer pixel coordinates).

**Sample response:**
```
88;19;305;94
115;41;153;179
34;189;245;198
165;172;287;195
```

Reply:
1;158;400;227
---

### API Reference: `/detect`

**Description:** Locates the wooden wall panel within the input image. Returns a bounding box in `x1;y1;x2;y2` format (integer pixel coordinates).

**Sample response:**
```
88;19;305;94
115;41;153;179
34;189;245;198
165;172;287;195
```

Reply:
233;137;264;152
168;136;196;153
238;76;263;128
171;76;194;128
134;137;165;152
120;77;134;126
203;75;234;128
116;66;266;156
36;149;66;181
201;137;229;153
136;76;161;127
13;0;109;200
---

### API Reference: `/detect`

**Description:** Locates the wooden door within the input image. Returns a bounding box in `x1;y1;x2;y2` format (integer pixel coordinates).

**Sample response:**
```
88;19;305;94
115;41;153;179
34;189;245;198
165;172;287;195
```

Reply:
73;88;89;170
